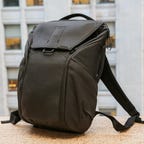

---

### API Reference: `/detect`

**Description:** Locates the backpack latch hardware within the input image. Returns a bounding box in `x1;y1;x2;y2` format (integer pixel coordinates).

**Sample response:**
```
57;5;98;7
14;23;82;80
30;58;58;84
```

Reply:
42;49;55;56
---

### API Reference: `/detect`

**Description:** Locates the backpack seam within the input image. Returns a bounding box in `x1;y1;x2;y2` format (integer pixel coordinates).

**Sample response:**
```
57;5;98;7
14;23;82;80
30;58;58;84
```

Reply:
71;58;96;81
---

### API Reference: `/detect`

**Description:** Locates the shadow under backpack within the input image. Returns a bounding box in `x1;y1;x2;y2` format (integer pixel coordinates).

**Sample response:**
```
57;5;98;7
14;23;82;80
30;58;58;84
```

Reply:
2;13;144;133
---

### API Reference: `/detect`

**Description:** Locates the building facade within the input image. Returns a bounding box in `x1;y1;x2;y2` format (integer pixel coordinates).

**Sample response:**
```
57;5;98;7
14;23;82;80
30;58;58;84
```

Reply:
0;0;144;116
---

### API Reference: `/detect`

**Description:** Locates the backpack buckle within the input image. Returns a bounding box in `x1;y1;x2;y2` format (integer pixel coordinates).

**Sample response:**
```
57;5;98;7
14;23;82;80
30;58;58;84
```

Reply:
42;49;55;56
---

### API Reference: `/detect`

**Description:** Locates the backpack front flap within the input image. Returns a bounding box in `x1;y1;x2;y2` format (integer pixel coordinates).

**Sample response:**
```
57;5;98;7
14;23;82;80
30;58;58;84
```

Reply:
31;20;102;50
17;18;109;133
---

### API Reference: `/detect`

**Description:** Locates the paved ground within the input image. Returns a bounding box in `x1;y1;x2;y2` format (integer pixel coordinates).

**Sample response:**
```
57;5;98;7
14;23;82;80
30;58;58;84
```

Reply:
0;116;144;144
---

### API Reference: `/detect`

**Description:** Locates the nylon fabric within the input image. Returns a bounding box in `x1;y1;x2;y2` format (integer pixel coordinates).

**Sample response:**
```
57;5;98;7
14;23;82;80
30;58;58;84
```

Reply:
1;13;143;133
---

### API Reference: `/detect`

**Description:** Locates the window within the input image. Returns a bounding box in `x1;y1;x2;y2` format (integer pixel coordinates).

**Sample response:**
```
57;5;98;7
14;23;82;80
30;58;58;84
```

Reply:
5;25;21;50
7;68;18;91
26;0;43;6
99;108;116;116
3;0;19;7
98;66;116;91
27;24;37;34
72;0;90;4
106;22;115;48
97;0;115;4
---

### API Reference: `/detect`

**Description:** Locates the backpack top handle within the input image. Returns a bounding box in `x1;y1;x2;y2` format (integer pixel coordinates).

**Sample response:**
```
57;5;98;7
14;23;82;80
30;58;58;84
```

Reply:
60;13;94;21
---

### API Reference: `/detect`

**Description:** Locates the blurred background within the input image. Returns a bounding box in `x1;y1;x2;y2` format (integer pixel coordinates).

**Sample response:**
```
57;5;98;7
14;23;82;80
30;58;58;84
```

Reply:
0;0;144;116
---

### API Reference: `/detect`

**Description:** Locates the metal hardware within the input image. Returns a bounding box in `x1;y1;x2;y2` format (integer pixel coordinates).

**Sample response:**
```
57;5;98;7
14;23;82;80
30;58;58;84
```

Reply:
42;49;55;56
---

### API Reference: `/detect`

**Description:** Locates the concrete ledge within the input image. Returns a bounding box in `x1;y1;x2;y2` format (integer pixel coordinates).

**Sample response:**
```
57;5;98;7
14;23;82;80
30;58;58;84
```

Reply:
0;116;144;144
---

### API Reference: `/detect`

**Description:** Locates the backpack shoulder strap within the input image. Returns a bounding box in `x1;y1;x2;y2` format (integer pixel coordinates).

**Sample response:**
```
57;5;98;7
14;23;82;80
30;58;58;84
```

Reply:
101;56;138;116
1;110;21;124
96;56;144;132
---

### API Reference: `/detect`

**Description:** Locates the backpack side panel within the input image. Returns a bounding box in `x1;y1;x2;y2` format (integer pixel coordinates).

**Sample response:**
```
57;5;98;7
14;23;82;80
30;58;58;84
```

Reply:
65;58;98;133
64;24;109;133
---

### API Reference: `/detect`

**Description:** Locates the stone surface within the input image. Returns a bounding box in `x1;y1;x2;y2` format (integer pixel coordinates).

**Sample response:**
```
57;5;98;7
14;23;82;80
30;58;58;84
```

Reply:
0;0;144;117
0;116;144;144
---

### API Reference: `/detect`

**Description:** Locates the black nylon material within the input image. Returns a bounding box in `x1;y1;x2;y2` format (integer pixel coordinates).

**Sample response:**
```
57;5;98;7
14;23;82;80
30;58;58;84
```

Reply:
17;19;108;133
2;13;143;133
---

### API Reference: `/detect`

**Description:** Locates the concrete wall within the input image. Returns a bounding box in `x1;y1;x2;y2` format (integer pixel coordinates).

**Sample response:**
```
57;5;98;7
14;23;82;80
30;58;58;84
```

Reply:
116;0;144;115
141;0;144;115
44;0;71;21
0;2;9;115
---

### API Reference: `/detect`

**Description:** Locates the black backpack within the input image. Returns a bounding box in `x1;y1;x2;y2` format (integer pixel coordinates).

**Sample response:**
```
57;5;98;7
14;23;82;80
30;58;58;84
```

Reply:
2;13;144;133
